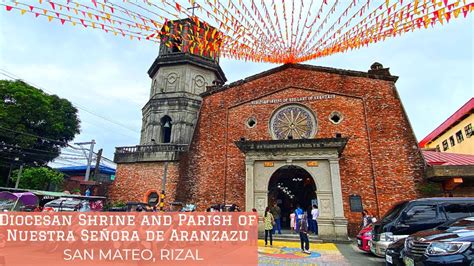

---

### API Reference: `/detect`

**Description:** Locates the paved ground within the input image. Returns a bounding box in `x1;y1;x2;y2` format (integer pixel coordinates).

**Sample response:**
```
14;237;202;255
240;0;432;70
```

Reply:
258;240;385;266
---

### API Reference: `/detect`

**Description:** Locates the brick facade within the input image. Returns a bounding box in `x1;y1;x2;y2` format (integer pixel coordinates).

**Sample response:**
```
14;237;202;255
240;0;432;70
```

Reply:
109;162;179;207
110;64;425;235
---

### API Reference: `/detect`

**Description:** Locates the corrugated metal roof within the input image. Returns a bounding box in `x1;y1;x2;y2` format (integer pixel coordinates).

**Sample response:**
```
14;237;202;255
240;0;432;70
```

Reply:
55;165;116;175
422;150;474;166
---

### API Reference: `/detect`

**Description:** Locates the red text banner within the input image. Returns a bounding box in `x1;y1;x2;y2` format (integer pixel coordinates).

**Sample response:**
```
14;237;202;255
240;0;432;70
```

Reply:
0;212;258;265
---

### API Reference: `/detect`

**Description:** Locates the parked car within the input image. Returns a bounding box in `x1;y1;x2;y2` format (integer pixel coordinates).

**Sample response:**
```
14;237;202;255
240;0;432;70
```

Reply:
370;197;474;257
402;216;474;266
357;224;373;252
43;197;90;212
385;238;406;266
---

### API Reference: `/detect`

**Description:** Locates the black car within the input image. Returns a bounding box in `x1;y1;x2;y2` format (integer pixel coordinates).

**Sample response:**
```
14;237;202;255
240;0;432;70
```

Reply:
385;238;405;266
371;197;474;257
402;216;474;266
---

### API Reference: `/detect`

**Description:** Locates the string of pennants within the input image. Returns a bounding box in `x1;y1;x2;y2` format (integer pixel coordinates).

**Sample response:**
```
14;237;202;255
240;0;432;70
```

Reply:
2;0;473;64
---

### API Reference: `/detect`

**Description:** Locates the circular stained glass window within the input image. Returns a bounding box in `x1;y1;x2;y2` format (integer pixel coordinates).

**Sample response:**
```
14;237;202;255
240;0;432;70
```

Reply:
269;104;317;140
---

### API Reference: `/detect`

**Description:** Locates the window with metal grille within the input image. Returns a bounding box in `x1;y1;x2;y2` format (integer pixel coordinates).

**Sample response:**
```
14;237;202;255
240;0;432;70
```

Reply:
442;140;449;151
456;130;464;143
465;123;473;138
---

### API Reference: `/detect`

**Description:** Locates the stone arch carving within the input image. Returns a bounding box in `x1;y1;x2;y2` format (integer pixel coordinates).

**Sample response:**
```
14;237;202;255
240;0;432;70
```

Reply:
267;165;317;212
192;75;207;93
265;164;320;195
165;73;179;92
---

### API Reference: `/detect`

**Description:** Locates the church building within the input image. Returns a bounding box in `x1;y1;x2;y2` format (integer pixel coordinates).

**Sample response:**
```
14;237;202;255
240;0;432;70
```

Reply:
110;18;425;238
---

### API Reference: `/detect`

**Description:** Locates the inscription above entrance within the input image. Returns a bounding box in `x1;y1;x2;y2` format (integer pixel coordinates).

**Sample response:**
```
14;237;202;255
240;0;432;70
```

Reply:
251;94;335;105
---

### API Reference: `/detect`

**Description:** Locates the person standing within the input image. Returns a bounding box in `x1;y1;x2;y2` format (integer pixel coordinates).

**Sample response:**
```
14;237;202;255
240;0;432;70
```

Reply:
271;202;282;235
290;210;296;233
361;209;377;228
298;212;311;254
311;205;319;235
294;204;304;232
264;207;274;246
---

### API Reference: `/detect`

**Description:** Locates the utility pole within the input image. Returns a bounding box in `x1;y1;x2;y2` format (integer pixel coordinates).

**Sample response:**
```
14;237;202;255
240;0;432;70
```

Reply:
159;162;168;211
7;156;21;187
93;148;103;180
75;140;95;181
5;163;13;187
14;163;24;189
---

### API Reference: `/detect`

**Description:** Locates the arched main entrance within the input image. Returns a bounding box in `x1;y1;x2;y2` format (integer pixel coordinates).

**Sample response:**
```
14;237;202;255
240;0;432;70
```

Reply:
237;138;349;239
268;166;317;229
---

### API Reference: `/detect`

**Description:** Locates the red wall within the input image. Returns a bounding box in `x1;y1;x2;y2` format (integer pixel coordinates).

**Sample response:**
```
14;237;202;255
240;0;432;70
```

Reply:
111;65;425;235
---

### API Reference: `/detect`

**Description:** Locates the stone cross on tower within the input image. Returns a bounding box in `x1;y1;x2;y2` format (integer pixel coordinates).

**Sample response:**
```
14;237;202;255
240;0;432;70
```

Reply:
186;3;200;16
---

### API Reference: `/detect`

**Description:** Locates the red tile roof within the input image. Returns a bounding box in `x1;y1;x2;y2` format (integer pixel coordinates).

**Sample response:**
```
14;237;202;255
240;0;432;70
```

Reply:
422;150;474;166
419;98;474;148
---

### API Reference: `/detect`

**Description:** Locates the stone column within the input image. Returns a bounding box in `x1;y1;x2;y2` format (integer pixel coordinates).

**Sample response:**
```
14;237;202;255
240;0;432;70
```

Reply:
170;122;177;143
245;159;254;212
155;123;162;144
329;158;348;240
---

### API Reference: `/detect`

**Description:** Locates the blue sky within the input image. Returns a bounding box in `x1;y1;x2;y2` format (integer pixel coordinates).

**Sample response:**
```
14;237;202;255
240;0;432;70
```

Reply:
0;1;473;162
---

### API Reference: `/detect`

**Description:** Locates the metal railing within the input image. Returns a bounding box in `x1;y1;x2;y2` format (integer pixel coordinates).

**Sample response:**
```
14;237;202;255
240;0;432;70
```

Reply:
115;144;188;154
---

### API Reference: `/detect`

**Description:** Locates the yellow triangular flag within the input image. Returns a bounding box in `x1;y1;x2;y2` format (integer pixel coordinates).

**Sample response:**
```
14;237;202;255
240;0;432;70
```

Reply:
48;16;53;22
453;8;461;18
21;9;26;15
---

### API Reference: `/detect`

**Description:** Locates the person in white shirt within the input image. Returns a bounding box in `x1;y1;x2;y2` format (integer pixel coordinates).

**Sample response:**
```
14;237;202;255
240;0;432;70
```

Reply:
311;205;319;235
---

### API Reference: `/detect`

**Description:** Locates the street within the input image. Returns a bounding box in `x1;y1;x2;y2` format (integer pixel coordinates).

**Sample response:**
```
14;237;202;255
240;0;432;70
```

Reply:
258;240;385;266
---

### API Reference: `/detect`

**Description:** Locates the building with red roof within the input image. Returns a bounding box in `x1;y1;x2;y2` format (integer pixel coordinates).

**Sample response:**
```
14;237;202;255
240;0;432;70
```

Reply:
419;98;473;154
419;98;474;196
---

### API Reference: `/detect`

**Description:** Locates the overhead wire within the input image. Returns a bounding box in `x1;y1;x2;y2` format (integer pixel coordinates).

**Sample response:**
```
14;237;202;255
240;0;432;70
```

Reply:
0;69;139;134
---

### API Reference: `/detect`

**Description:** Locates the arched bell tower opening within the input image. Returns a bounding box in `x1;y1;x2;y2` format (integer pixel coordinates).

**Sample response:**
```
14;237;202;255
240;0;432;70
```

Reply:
160;115;172;143
268;165;317;229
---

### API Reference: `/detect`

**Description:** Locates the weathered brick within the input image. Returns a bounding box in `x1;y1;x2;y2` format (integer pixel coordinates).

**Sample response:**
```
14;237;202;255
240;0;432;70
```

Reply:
110;64;425;235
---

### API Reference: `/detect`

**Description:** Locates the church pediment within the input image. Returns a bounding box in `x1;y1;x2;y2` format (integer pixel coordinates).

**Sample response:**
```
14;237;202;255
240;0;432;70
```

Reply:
202;63;398;97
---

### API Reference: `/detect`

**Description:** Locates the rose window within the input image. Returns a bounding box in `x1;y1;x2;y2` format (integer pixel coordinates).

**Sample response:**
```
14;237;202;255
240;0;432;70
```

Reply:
270;104;317;140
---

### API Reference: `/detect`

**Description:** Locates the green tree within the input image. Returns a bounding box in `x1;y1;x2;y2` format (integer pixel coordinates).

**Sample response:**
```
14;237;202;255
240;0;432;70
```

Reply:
0;80;80;178
11;167;64;191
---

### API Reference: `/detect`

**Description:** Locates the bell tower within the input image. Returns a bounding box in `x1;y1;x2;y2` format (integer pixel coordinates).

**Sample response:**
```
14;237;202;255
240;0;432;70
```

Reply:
140;18;227;145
